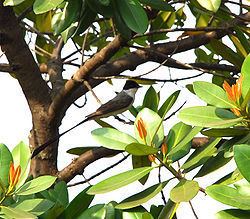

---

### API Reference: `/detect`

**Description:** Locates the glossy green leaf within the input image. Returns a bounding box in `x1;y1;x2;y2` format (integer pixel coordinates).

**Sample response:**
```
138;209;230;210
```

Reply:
16;175;57;195
3;0;25;6
66;147;99;155
52;0;82;35
92;128;137;150
143;86;159;112
139;0;174;11
197;0;221;12
234;144;250;182
122;207;153;219
216;209;250;219
33;0;64;14
117;0;148;34
170;180;199;203
12;199;54;216
135;108;164;148
206;185;250;210
12;141;31;189
181;138;221;172
125;143;158;156
77;204;105;218
178;106;243;128
193;81;236;108
241;54;250;99
158;90;180;118
167;126;202;160
132;155;151;185
116;181;170;209
62;186;94;218
158;199;178;219
87;167;154;194
194;151;232;178
0;206;36;219
0;144;13;189
202;127;249;137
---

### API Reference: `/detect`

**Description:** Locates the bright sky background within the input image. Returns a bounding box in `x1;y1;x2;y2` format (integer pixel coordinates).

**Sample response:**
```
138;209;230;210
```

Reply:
0;3;247;217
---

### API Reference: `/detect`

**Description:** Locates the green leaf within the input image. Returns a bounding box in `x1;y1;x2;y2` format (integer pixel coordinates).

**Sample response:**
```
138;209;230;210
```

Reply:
178;106;243;128
125;143;158;156
12;199;54;216
92;128;137;150
206;185;250;210
116;0;148;34
181;138;221;172
194;151;232;178
0;144;13;189
193;81;236;108
216;209;250;219
158;199;178;219
135;108;164;148
16;175;57;195
0;206;36;219
76;204;105;218
62;186;94;218
214;169;243;185
139;0;174;11
170;180;200;203
122;206;154;219
33;0;64;14
116;181;170;209
3;0;25;6
234;144;250;182
158;90;180;118
241;54;250;99
52;0;82;35
202;127;249;137
12;141;31;189
132;155;151;185
167;126;202;160
66;146;99;155
142;86;159;112
87;167;154;194
197;0;221;12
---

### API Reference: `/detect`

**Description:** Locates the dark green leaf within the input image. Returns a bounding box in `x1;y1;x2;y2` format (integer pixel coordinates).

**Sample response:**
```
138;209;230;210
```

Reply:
143;86;159;112
132;155;151;185
158;199;178;219
139;0;174;11
67;147;99;155
216;209;250;219
202;127;249;137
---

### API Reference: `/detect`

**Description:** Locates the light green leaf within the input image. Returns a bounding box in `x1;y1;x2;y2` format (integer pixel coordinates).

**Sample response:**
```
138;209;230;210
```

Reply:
0;206;37;219
87;167;154;194
234;144;250;182
125;143;158;156
197;0;221;12
216;209;250;219
241;54;250;99
16;175;57;195
193;81;236;108
92;128;137;150
158;90;180;118
135;108;164;148
142;86;159;112
170;180;199;203
206;185;250;210
0;144;13;189
12;141;31;189
117;0;148;34
178;106;243;128
181;138;221;172
214;169;243;185
33;0;64;14
76;204;105;218
3;0;25;6
12;199;54;216
116;181;170;209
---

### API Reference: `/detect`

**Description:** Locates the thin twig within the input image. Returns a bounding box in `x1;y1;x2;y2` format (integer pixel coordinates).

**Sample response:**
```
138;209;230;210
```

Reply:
158;167;167;205
189;201;199;219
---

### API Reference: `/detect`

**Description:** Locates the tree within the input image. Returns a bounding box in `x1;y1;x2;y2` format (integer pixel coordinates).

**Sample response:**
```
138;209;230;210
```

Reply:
0;0;249;218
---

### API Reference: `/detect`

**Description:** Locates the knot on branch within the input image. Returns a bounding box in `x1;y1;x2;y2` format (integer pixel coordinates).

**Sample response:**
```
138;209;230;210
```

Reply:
0;32;11;45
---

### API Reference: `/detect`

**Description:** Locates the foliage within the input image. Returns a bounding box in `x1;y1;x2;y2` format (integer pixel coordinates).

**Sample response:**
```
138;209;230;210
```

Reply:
1;0;250;218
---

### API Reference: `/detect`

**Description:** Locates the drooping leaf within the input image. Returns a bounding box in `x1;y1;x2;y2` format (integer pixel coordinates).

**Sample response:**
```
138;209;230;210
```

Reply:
116;0;148;34
193;81;236;108
178;106;243;128
16;175;57;195
33;0;64;14
92;128;137;150
206;185;250;210
170;180;200;203
125;143;158;156
87;167;154;194
116;181;170;209
234;144;250;183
